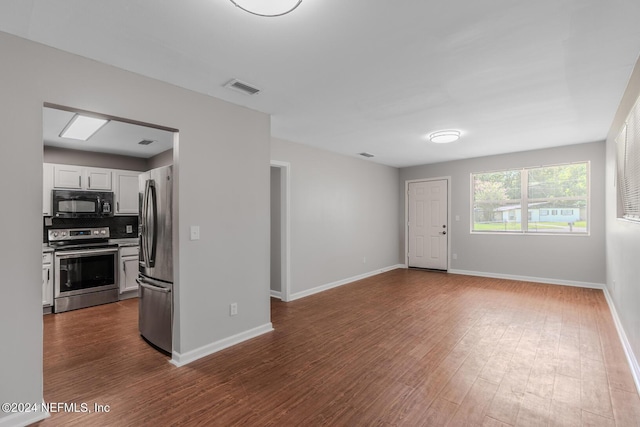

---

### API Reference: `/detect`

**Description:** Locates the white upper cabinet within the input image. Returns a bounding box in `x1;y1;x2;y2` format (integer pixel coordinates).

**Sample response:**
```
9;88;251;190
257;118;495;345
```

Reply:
52;164;112;190
85;167;112;190
43;163;54;215
114;171;140;215
53;164;83;189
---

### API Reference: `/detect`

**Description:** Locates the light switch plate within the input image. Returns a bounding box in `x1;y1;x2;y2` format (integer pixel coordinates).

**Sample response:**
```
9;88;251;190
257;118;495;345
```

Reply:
190;225;200;241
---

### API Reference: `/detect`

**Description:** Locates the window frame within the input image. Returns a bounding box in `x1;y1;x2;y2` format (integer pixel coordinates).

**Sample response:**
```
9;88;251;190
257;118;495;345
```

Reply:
470;161;590;236
616;94;640;222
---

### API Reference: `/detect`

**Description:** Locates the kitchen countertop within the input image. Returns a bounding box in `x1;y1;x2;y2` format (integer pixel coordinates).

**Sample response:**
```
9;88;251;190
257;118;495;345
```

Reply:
42;239;138;252
110;238;139;247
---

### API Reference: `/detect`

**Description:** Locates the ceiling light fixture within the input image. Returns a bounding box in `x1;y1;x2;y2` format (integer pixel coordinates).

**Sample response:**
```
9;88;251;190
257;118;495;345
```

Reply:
60;114;109;141
428;130;461;144
229;0;302;17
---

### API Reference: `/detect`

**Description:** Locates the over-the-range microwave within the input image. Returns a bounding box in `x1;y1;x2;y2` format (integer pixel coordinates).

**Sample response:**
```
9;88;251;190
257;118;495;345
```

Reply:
52;190;114;218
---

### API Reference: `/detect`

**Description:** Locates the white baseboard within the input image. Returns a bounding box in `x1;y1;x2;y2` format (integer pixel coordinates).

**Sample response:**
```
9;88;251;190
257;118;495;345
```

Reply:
602;287;640;394
170;322;274;367
289;264;405;301
270;290;282;299
0;411;48;427
448;269;605;290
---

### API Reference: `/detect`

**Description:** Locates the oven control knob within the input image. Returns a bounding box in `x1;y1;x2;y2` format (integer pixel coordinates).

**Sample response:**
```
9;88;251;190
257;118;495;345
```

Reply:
52;231;59;238
93;230;99;235
61;232;67;237
100;230;106;235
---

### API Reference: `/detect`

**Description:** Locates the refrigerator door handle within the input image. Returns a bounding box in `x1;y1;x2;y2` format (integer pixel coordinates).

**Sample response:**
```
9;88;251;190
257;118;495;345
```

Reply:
142;179;158;268
136;278;171;294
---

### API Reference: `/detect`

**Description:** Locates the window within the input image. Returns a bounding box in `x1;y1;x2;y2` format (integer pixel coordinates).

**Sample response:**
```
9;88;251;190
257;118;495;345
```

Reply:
616;95;640;221
472;162;589;234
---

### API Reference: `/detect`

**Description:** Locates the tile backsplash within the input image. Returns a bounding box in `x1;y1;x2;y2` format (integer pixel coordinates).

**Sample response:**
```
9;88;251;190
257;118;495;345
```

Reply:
43;216;138;242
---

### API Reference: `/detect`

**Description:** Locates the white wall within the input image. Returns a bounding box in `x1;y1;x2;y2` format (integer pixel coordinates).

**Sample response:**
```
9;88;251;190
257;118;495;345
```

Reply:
0;31;270;426
271;138;401;298
605;55;640;370
43;146;149;171
400;141;606;286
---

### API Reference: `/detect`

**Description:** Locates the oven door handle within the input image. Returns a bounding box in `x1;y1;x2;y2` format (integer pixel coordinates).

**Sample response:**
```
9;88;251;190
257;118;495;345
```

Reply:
54;248;119;258
136;277;171;294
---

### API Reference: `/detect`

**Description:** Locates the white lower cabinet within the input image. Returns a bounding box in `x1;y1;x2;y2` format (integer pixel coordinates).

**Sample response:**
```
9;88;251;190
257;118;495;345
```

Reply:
119;246;139;297
42;252;53;311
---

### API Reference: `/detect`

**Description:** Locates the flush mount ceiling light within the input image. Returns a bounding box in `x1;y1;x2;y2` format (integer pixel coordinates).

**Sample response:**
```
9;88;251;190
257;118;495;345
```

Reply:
60;114;109;141
428;130;461;144
229;0;303;17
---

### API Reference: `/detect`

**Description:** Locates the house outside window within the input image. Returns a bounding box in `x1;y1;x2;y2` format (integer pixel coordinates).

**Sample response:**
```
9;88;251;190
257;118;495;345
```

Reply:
471;162;589;234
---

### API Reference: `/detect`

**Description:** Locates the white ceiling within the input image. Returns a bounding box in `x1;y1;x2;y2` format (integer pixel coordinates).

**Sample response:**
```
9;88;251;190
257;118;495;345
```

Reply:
4;0;640;167
43;107;174;158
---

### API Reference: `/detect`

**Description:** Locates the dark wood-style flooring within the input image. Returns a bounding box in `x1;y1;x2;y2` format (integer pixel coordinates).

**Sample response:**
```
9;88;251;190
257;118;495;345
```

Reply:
35;269;640;426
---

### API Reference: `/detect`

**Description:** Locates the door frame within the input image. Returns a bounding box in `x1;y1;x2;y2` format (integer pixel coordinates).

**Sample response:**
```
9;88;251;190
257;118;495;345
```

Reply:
270;160;291;302
405;176;452;270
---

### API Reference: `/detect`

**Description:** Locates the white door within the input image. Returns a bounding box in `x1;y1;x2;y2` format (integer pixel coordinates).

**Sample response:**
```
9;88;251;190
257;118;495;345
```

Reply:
408;180;448;270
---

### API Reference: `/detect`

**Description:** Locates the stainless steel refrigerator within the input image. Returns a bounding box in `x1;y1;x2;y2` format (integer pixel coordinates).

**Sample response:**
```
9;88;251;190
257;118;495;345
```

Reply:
138;165;173;353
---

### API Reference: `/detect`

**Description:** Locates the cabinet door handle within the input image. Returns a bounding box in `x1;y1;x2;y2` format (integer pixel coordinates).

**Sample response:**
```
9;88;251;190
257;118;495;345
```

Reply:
88;176;91;188
47;269;50;281
79;176;81;187
117;201;120;212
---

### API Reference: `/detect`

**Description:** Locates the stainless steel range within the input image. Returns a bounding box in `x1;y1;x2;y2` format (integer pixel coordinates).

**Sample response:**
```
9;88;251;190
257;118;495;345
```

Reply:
48;227;119;313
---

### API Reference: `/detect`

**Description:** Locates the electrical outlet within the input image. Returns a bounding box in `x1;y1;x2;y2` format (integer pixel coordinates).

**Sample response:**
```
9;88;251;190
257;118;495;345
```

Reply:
126;225;133;234
452;253;458;260
230;303;238;316
190;225;200;241
363;256;367;264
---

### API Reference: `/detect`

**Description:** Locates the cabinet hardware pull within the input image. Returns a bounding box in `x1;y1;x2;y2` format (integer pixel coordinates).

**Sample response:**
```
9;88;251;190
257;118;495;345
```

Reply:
79;176;81;187
88;176;91;188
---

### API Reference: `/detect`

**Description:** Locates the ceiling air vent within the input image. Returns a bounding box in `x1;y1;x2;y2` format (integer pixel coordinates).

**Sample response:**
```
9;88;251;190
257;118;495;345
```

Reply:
224;79;261;95
138;139;155;145
359;152;375;158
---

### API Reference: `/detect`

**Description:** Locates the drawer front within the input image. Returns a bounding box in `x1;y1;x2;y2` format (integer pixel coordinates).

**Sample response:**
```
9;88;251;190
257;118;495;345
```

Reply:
42;253;53;264
120;246;139;257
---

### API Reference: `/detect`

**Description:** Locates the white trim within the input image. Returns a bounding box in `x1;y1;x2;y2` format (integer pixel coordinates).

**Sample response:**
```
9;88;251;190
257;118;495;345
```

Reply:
170;323;273;367
448;269;605;289
404;177;452;270
602;287;640;394
289;264;405;301
0;411;49;427
270;290;282;299
270;161;291;302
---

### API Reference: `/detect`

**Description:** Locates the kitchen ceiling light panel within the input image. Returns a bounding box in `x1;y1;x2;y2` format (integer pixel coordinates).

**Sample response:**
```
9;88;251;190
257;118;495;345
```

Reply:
429;130;461;144
60;114;109;141
230;0;302;17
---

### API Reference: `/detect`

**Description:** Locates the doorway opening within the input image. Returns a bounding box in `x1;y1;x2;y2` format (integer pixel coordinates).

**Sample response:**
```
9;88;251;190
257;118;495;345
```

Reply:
41;102;179;393
270;161;291;302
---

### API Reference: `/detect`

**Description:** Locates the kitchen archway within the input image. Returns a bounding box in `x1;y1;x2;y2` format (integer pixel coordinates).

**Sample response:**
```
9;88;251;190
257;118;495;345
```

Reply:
41;103;179;394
